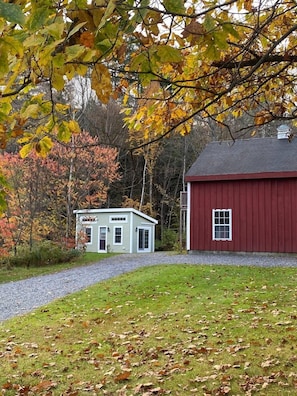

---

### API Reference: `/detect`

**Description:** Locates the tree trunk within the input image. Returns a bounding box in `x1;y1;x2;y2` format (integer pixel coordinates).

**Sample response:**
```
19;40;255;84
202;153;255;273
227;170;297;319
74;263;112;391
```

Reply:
139;157;147;211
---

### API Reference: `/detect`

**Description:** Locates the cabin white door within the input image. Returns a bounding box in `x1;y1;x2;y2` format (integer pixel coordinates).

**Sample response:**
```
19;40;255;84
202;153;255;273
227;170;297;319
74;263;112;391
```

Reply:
137;227;151;252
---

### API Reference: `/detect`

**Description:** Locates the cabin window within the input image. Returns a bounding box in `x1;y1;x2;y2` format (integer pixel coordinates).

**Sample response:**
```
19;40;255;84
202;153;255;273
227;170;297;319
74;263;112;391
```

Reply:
84;227;92;244
114;226;123;245
212;209;232;241
110;216;127;223
80;216;97;223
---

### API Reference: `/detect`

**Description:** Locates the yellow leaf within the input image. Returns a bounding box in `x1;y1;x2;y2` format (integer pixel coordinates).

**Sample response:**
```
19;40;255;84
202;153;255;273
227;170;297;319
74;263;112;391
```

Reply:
75;63;88;76
43;22;64;40
23;34;45;49
38;136;53;156
21;104;40;119
18;133;33;145
57;121;71;142
91;63;112;104
68;119;81;134
65;45;85;62
83;49;98;62
55;103;69;113
65;64;75;80
52;71;65;91
68;21;87;38
19;142;33;158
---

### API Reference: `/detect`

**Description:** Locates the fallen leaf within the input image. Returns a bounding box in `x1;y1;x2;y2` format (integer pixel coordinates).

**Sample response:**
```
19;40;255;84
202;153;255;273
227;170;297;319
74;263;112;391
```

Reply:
114;370;131;382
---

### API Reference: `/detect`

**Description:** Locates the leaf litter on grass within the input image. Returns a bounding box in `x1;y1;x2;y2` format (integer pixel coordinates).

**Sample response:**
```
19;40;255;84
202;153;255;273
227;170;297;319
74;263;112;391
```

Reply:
0;264;297;395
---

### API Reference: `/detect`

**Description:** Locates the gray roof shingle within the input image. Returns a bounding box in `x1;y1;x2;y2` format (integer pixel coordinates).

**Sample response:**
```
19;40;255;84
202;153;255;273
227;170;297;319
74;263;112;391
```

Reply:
186;137;297;180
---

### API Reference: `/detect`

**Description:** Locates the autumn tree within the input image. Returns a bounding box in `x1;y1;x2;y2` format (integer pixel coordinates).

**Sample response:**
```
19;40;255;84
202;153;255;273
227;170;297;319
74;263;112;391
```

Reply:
0;152;51;250
0;214;17;257
48;131;120;240
0;131;120;250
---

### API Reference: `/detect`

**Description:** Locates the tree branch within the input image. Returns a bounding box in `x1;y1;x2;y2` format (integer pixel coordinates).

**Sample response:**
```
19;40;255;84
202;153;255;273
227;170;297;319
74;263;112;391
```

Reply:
213;54;297;69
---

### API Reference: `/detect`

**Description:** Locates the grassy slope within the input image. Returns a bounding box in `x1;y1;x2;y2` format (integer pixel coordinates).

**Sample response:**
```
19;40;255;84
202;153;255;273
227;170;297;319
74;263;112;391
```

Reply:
1;264;297;395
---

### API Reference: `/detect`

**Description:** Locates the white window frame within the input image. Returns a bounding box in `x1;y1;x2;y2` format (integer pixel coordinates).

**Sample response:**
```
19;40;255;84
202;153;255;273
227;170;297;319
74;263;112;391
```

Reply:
114;226;123;245
84;226;92;244
137;226;151;252
212;209;232;241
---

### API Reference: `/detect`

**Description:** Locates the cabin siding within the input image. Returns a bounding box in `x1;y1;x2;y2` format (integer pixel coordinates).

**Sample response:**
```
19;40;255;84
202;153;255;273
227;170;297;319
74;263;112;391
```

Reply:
189;178;297;253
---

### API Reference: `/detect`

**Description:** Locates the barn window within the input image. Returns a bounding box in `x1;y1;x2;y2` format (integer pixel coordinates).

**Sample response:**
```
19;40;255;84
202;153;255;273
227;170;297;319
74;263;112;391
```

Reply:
114;226;123;245
212;209;232;241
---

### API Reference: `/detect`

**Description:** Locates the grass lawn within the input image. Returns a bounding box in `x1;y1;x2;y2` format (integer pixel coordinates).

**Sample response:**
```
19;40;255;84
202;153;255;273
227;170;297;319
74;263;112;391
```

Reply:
0;253;115;284
1;264;297;395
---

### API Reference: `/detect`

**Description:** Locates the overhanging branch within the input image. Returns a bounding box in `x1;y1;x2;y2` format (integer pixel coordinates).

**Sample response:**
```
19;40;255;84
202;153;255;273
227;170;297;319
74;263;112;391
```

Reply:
213;54;297;69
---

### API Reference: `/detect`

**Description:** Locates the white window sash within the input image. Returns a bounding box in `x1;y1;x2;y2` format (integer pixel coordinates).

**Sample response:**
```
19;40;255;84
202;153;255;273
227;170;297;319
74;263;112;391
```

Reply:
212;209;232;241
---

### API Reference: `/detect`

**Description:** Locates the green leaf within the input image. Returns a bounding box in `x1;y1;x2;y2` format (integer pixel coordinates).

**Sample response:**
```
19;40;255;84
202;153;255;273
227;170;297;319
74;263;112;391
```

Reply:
27;7;49;30
65;45;85;61
96;38;114;53
204;41;221;61
0;0;25;25
204;14;216;32
57;121;71;142
130;0;149;23
130;52;150;72
52;53;66;67
222;22;241;40
213;32;228;50
96;0;116;31
156;45;182;63
163;0;185;13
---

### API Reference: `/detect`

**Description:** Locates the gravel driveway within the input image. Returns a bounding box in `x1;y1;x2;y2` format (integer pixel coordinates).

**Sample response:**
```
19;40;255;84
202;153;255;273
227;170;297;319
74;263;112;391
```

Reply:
1;251;297;322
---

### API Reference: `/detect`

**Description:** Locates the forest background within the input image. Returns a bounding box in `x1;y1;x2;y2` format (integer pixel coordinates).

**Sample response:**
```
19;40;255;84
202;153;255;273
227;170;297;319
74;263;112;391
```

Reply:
0;0;295;256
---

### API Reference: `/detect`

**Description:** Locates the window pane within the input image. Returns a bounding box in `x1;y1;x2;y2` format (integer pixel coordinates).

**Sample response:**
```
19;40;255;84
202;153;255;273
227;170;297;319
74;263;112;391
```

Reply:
138;229;144;249
115;227;122;243
213;210;231;240
85;227;91;243
144;230;149;249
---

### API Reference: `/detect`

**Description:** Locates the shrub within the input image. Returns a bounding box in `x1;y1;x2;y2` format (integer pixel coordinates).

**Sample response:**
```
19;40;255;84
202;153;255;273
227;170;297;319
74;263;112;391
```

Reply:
8;241;81;268
156;229;178;251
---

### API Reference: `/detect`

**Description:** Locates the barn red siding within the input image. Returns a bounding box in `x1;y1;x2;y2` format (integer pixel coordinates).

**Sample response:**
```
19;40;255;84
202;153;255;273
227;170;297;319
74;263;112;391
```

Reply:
189;178;297;253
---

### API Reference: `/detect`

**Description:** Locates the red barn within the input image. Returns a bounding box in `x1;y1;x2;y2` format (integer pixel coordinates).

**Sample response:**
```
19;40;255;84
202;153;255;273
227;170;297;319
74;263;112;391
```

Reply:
185;136;297;254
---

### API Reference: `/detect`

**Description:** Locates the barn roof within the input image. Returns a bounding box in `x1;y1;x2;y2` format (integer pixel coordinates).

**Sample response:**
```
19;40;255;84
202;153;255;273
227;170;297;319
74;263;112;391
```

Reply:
185;137;297;181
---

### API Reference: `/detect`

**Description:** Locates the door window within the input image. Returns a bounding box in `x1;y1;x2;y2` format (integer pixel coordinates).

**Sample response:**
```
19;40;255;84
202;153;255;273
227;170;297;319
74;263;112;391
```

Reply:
99;226;107;252
138;227;150;252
